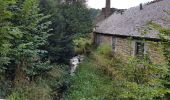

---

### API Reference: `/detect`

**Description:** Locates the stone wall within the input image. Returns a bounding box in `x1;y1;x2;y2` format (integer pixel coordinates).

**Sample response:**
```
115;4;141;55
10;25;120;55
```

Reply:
147;42;165;64
115;37;165;64
101;35;112;46
94;33;165;64
94;33;112;46
115;37;133;58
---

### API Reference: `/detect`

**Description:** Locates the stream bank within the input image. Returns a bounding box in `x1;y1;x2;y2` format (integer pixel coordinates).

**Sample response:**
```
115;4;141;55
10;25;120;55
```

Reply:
54;55;85;100
62;58;115;100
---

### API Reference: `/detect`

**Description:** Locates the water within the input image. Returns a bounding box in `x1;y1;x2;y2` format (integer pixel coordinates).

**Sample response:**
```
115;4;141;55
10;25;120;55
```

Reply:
70;55;84;75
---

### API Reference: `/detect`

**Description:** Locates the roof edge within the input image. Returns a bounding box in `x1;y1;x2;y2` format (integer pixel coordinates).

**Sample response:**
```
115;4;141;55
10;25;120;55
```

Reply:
94;32;164;42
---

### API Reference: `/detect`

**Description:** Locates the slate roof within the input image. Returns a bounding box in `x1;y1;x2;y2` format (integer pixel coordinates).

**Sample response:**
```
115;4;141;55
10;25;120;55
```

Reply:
94;0;170;40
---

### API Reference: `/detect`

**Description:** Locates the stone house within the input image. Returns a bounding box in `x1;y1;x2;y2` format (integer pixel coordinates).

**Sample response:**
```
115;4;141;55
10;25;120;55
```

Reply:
93;0;170;64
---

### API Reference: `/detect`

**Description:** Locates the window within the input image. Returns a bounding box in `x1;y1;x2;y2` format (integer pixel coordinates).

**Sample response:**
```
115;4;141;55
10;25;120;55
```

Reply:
135;42;144;58
112;37;116;51
96;34;102;45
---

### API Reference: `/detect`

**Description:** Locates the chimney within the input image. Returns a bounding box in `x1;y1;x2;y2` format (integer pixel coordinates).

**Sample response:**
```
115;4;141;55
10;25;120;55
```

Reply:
140;3;143;10
105;0;111;18
106;0;111;9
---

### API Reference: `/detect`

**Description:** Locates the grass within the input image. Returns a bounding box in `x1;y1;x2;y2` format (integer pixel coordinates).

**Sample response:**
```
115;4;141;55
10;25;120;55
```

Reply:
63;58;115;100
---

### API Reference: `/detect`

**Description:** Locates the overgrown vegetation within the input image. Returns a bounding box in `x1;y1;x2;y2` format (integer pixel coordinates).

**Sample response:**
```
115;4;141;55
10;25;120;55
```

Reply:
0;0;170;99
65;44;170;99
0;0;93;99
40;0;93;63
148;14;170;98
73;33;92;55
63;58;115;100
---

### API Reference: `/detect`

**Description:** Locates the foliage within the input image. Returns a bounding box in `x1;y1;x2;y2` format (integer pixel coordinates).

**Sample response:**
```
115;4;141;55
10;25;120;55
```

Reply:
0;0;53;97
64;42;170;99
39;0;59;14
147;19;170;65
159;28;170;65
42;64;71;99
158;18;170;99
73;34;92;55
0;81;12;98
40;0;93;63
63;58;115;100
148;15;170;97
7;63;70;100
89;8;101;20
93;45;170;99
0;0;93;99
8;0;51;83
96;44;113;57
0;0;16;76
8;83;52;100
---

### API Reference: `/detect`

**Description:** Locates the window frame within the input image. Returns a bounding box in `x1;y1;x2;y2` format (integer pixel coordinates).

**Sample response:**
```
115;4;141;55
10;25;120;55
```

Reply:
112;36;116;52
135;41;145;58
96;34;103;45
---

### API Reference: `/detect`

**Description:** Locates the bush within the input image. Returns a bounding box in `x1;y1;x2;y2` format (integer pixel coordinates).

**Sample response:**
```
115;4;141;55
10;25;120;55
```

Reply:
45;64;71;99
0;81;12;98
8;83;52;100
93;44;123;77
63;59;115;100
73;35;92;55
7;63;70;100
96;44;113;57
93;45;170;99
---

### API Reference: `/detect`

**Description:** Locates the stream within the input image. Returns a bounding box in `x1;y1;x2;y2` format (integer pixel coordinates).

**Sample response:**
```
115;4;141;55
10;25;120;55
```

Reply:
69;55;85;75
0;55;85;100
54;55;85;100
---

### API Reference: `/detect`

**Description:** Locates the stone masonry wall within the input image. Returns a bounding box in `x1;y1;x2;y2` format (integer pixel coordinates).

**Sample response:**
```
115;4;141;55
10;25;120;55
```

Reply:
115;37;133;58
95;33;165;64
101;35;112;46
147;42;165;64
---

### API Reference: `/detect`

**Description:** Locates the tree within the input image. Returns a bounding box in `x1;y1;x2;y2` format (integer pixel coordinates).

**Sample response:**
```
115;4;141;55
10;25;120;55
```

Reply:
7;0;51;84
40;0;92;63
89;8;101;20
0;0;17;79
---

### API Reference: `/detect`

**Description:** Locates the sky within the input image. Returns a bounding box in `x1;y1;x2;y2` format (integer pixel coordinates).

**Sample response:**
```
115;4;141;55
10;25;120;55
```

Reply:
87;0;154;9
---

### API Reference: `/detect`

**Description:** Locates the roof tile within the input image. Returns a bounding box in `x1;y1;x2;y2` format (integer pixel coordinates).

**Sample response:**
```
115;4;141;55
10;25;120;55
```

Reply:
95;0;170;39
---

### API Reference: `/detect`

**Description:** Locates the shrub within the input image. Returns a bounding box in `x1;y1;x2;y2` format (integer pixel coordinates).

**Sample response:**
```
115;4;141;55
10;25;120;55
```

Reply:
73;35;92;55
96;44;113;57
44;64;71;99
8;83;52;100
93;45;170;99
63;59;115;100
93;44;123;78
0;81;12;98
